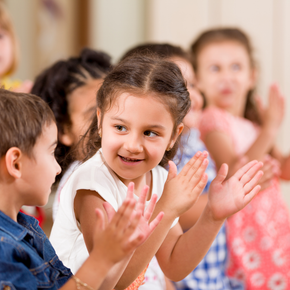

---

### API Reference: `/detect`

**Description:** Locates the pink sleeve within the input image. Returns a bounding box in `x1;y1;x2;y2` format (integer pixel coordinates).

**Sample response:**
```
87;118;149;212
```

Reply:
199;107;232;142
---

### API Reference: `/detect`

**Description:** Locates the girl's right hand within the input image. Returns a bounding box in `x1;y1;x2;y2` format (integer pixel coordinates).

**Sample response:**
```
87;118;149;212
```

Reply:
258;83;285;130
161;151;209;218
92;183;164;264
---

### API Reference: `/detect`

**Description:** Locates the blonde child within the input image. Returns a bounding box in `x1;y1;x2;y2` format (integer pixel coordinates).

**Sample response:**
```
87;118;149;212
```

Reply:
31;47;112;220
192;27;290;289
50;54;263;290
0;2;32;92
0;89;162;289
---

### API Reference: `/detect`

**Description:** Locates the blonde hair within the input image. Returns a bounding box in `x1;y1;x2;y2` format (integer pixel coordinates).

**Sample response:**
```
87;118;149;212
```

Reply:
0;2;18;76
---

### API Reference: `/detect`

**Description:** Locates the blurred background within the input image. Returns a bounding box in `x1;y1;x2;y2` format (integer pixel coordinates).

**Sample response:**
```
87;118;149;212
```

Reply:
4;0;290;231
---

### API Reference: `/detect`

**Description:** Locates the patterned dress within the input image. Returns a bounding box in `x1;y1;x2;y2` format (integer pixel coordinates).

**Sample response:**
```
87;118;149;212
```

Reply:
199;107;290;290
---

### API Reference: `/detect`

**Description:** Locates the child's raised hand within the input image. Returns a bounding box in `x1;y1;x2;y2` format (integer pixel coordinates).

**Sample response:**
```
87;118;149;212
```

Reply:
258;155;281;191
94;182;163;263
207;160;263;221
263;83;285;130
161;151;209;217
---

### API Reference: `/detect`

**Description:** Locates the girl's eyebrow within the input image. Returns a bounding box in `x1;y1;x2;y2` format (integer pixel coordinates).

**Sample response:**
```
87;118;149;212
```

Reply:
111;116;166;130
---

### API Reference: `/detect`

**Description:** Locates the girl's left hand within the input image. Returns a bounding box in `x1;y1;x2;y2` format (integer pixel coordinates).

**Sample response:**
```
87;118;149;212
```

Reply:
206;160;263;221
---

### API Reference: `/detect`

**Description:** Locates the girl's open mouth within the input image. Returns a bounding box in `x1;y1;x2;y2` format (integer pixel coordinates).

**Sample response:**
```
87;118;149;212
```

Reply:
119;155;143;163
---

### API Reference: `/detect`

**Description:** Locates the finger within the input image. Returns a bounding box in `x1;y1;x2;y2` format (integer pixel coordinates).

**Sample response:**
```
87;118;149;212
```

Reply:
103;202;116;222
148;212;164;235
190;173;208;196
135;185;149;215
167;160;177;181
123;209;143;241
179;151;203;177
243;170;264;194
95;208;105;231
126;182;135;200
114;199;136;231
213;163;228;184
243;185;261;205
110;198;135;229
143;193;158;221
188;158;208;188
184;151;207;182
240;162;264;185
234;160;259;180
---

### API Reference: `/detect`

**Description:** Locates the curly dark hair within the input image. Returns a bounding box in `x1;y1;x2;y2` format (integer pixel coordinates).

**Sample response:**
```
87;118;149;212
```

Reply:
31;48;112;176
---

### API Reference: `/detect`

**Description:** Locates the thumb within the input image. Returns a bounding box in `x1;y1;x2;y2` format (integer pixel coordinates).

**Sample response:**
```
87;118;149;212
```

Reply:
95;208;105;231
167;160;177;181
103;202;116;222
214;163;228;184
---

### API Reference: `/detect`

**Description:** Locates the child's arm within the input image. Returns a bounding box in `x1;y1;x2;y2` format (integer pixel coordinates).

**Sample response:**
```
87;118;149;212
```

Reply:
204;83;284;176
155;160;263;281
61;187;162;290
74;183;163;290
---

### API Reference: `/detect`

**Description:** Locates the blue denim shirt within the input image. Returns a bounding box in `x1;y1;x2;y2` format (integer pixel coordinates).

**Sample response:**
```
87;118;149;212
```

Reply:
0;211;72;289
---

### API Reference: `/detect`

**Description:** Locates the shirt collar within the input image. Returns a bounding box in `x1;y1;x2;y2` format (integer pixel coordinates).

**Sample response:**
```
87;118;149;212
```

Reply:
0;210;36;241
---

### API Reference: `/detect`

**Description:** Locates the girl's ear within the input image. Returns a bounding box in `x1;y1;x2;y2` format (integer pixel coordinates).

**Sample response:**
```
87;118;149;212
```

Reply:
96;108;102;131
5;147;22;179
58;125;74;147
168;123;184;149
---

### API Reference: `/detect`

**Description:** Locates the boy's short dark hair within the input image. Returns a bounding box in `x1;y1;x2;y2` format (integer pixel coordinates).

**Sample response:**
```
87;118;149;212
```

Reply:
0;89;56;158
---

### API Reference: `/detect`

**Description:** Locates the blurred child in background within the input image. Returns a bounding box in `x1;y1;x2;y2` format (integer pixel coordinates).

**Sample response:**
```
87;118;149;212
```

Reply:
31;47;112;220
192;27;290;289
0;2;32;92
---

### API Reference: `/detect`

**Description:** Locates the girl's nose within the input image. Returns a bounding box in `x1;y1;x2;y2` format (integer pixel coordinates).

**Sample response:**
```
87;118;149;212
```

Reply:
124;134;143;153
55;161;62;176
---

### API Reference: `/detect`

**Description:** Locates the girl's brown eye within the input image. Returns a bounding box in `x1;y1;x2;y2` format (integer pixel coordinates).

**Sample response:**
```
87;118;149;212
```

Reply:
144;130;157;137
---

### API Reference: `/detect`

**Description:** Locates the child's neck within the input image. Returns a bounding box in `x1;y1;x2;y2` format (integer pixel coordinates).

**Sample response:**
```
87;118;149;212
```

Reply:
0;185;21;222
119;171;153;200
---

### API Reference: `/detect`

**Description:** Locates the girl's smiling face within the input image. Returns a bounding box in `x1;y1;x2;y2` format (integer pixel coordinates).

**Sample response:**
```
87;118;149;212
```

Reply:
196;41;255;116
98;93;183;189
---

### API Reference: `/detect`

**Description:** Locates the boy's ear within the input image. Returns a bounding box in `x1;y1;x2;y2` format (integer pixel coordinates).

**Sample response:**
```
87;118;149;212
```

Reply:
168;123;184;149
58;125;74;147
5;147;22;179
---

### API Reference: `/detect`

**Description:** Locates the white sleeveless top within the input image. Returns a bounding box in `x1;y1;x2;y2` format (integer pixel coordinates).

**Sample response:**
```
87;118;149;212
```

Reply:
50;149;178;274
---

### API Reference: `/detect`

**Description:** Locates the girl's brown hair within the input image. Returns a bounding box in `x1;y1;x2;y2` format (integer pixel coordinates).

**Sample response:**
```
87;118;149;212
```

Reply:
191;27;261;125
82;55;191;167
0;2;19;76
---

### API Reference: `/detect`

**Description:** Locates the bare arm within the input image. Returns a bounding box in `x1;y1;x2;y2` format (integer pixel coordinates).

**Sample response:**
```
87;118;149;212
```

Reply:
155;161;263;281
205;84;284;177
270;145;290;180
179;194;208;230
60;192;152;290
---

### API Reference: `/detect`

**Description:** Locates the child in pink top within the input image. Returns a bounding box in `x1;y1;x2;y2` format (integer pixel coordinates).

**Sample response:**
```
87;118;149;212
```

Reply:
193;27;290;289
